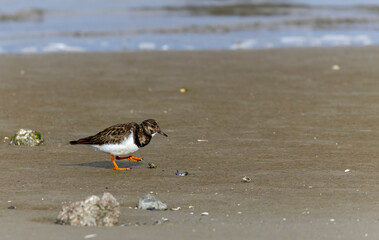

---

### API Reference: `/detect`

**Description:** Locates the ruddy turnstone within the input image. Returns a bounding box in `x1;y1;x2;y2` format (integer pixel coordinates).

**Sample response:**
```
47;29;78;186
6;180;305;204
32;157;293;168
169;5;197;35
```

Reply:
70;119;168;171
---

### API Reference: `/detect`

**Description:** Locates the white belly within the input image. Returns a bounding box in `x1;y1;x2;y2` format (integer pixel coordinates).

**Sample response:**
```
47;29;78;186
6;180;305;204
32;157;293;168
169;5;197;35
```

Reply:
91;132;139;156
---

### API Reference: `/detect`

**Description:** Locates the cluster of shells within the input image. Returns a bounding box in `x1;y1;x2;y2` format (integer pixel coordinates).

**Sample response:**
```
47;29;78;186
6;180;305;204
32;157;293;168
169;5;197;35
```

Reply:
56;192;120;227
9;128;44;146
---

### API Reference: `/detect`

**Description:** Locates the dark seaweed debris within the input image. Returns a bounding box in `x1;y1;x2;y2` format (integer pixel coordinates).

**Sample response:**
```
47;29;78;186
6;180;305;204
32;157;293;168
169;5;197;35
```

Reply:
0;8;44;22
156;3;309;17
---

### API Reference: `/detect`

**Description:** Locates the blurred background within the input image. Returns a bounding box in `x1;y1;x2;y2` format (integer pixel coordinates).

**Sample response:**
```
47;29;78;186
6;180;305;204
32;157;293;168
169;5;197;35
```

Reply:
1;0;379;53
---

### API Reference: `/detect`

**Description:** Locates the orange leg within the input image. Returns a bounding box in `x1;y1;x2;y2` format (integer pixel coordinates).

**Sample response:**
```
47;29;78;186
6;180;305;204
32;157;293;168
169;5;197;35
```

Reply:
110;155;130;171
115;155;143;162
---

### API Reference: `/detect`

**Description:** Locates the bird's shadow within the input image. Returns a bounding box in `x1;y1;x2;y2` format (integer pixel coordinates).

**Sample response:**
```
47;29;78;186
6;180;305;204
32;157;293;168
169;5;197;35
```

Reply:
62;160;140;170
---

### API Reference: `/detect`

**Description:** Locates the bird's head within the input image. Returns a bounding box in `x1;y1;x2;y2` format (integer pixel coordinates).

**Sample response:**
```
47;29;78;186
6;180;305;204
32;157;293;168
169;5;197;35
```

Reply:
141;119;168;137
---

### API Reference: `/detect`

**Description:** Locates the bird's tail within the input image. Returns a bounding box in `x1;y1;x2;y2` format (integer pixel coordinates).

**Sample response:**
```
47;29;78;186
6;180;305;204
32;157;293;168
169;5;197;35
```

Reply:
69;136;94;145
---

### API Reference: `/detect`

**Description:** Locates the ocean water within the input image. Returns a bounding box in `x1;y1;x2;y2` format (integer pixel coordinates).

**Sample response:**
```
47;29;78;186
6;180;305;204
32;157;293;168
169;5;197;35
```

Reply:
1;0;379;53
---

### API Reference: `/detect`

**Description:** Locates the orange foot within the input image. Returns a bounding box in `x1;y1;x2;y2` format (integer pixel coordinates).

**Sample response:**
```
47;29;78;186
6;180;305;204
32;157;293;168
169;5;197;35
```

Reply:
110;155;130;171
116;155;143;162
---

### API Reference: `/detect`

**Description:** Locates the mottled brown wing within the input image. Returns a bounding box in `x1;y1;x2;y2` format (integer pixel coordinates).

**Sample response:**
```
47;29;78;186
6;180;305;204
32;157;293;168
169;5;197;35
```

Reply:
74;123;138;145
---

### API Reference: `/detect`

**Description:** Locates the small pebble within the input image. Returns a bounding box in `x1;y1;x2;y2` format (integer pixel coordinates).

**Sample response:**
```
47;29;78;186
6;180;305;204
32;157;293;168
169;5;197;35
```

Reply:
84;234;97;239
330;218;335;222
148;163;157;169
242;176;251;183
201;212;209;216
332;65;340;71
345;169;350;173
138;193;167;210
153;217;169;225
170;207;181;211
176;170;188;176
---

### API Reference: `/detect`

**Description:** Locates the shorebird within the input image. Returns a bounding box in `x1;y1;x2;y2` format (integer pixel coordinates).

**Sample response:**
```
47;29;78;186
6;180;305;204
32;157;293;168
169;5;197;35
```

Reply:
70;119;168;171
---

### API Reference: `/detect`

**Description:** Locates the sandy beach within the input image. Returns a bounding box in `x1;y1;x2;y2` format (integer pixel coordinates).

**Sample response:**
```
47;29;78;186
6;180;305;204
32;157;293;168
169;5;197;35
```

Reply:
1;47;379;239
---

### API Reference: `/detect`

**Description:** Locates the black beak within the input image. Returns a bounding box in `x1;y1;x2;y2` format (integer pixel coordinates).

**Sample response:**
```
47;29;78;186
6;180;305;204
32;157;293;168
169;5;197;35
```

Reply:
157;129;168;137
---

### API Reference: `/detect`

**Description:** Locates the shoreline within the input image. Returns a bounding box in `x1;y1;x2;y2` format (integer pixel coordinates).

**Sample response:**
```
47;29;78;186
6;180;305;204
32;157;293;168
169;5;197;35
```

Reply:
0;44;374;55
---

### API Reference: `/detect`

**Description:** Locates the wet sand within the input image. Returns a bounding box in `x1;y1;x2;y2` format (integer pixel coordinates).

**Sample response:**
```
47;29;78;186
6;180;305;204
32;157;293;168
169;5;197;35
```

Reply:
1;48;379;239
